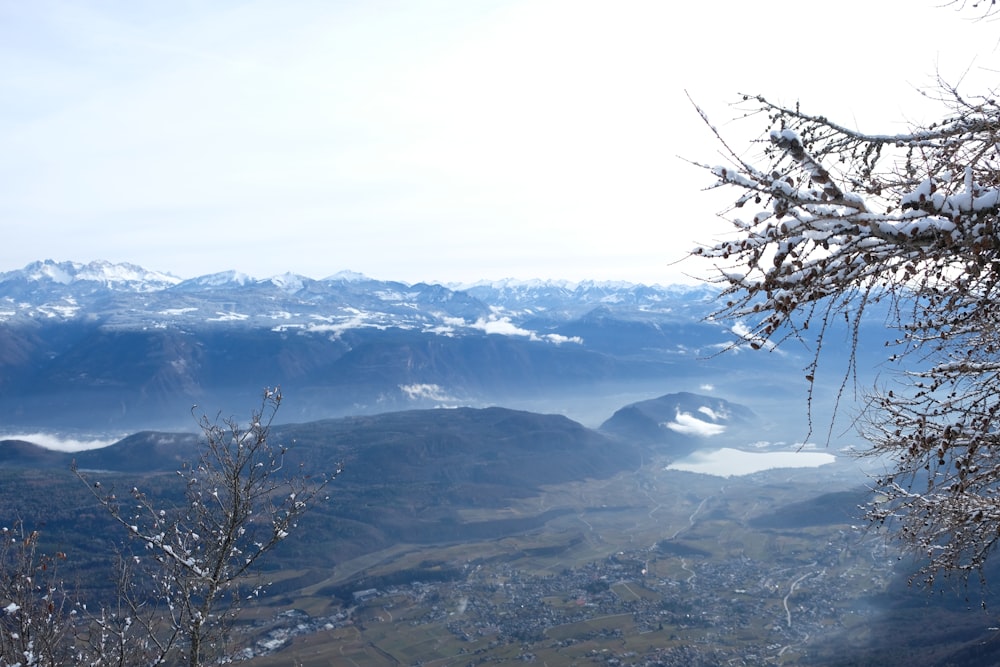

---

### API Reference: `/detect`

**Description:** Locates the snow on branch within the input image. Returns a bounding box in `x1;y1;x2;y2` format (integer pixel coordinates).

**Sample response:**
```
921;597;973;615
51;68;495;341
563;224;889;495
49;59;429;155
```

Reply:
691;87;1000;583
75;387;339;665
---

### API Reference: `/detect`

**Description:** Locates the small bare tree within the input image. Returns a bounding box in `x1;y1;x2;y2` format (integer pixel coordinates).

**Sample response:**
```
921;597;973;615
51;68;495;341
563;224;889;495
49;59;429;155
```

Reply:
690;77;1000;584
76;387;336;666
0;523;72;667
72;554;169;667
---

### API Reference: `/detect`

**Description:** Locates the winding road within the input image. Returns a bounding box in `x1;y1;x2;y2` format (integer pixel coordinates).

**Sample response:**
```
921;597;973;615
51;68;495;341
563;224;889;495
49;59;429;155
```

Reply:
669;497;708;540
783;570;815;628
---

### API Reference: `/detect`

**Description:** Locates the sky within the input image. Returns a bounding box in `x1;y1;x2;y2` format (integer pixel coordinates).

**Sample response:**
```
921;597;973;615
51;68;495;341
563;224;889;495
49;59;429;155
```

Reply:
2;1;998;285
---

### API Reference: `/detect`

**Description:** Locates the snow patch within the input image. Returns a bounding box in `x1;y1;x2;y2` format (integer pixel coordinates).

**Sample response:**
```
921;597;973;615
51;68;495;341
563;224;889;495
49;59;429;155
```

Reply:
324;269;369;282
697;405;727;421
38;303;80;318
208;311;250;322
269;273;305;292
188;270;252;287
304;310;388;336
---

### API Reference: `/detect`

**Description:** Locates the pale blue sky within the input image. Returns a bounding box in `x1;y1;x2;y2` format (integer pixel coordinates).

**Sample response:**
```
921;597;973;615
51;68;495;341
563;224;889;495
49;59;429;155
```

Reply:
1;1;993;284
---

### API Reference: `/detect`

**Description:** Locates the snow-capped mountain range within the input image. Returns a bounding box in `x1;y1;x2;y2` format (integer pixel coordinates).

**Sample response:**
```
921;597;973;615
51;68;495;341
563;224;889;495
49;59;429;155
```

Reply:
0;259;716;333
0;260;857;435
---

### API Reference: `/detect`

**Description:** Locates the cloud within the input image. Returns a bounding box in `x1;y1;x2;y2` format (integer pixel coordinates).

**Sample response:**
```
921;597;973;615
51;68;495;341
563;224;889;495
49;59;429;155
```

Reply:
472;316;532;336
541;332;582;345
399;383;455;402
663;410;726;437
469;316;582;345
2;432;117;452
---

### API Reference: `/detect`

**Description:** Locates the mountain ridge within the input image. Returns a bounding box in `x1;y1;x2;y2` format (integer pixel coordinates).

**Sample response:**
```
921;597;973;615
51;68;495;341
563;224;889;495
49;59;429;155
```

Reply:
1;259;701;296
0;259;716;329
0;393;750;463
0;260;769;431
0;259;883;435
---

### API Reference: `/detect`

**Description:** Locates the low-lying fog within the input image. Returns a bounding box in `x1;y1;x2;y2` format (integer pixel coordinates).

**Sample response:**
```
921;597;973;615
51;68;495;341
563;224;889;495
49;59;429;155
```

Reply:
0;431;121;452
666;446;837;477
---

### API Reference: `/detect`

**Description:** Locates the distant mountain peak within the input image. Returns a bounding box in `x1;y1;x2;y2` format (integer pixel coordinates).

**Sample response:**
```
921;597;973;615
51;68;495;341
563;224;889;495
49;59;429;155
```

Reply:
0;260;721;331
11;259;182;291
0;260;820;436
457;278;641;291
324;269;371;282
268;272;310;292
599;392;758;456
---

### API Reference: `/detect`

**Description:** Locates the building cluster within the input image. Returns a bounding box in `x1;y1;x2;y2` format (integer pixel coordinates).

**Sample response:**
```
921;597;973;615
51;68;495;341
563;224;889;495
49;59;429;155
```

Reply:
242;526;894;664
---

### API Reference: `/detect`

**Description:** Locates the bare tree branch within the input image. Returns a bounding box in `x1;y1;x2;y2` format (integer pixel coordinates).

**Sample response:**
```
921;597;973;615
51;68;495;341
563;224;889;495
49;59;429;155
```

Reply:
75;387;338;666
691;83;1000;583
0;522;73;667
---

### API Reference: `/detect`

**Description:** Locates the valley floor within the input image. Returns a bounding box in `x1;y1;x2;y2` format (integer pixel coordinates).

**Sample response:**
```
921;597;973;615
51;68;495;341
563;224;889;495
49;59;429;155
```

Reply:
235;457;993;667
